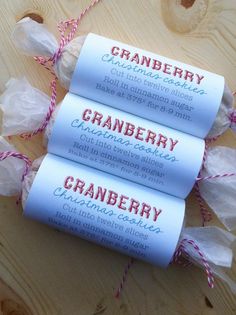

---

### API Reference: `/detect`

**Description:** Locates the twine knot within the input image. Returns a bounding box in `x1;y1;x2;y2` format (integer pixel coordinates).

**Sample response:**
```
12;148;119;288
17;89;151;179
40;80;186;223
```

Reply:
173;238;214;289
229;109;236;132
0;151;31;181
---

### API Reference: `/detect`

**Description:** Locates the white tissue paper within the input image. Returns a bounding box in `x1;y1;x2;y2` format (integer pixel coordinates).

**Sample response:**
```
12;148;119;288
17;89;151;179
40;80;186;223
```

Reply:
0;77;51;136
181;226;236;293
199;146;236;231
0;137;25;196
12;17;86;89
0;136;43;205
11;17;58;57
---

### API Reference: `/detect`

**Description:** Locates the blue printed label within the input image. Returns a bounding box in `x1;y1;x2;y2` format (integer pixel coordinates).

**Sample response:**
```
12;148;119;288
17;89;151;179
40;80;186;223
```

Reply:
48;93;205;198
70;33;224;138
24;154;185;267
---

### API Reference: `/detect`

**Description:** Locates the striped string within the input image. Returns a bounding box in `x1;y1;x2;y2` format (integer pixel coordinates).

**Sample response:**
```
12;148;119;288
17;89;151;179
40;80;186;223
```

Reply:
196;172;236;182
194;182;212;226
116;236;215;298
172;243;192;267
229;109;236;131
115;257;134;298
173;238;214;289
0;151;31;181
22;0;102;139
194;141;212;225
206;108;236;142
195;169;236;226
34;0;101;69
195;139;236;225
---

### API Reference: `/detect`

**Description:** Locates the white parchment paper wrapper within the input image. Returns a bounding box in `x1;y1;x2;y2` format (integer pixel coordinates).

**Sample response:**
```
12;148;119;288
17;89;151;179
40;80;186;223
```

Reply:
0;137;236;292
11;17;235;138
199;146;236;231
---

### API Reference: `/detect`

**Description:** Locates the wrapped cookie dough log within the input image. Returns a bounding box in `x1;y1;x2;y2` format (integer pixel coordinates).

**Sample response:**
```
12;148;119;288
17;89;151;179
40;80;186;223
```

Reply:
0;77;205;199
12;18;235;138
0;140;236;292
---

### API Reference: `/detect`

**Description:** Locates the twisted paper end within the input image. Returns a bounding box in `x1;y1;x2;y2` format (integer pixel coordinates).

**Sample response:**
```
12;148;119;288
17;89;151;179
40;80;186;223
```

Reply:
21;0;102;139
195;142;236;225
172;238;215;288
0;151;31;181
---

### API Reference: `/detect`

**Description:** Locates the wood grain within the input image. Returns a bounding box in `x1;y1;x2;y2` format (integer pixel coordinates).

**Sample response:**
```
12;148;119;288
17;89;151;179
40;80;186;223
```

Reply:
0;0;236;314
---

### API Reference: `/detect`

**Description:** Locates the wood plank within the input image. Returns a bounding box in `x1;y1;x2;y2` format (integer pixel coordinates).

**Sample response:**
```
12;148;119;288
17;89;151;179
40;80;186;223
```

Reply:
0;0;235;314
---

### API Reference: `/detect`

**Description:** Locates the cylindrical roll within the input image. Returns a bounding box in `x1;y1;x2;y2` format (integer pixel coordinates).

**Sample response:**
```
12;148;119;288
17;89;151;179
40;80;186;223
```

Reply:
0;138;236;292
23;153;236;292
12;18;235;139
48;93;205;199
25;153;186;267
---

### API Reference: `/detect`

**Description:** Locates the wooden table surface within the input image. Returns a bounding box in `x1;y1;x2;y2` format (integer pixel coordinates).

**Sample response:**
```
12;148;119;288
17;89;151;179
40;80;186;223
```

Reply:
0;0;236;314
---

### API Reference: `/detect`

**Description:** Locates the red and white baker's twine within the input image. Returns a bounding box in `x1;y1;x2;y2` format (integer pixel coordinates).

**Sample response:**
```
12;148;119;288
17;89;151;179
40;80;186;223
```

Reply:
194;182;212;226
197;172;236;182
21;0;102;139
173;239;214;288
197;89;236;221
194;134;236;226
115;257;134;298
194;141;212;226
116;237;215;297
229;109;236;129
195;170;236;226
194;99;236;224
0;151;31;181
